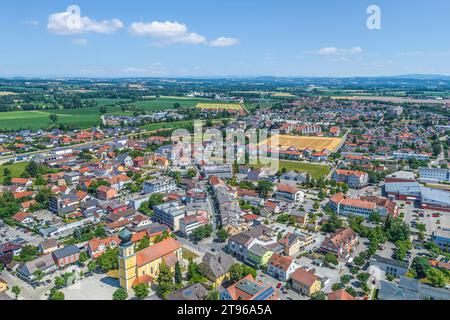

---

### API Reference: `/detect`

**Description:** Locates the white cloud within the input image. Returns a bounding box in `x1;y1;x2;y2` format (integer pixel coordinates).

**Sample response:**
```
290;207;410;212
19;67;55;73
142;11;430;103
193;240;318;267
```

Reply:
47;5;123;35
209;37;239;47
128;21;207;45
317;46;363;55
71;38;88;46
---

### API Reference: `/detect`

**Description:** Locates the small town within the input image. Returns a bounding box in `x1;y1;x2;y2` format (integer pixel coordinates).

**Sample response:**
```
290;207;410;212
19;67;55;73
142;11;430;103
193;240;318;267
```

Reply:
1;81;449;302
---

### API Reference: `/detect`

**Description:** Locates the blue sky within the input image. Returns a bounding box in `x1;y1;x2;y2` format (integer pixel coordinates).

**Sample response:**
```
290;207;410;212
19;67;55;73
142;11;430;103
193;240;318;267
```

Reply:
0;0;449;77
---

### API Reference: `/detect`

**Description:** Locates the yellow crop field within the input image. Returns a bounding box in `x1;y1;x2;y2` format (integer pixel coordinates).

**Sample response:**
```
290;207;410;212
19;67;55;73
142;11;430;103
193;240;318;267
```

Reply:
196;103;243;111
0;91;16;96
259;134;343;152
272;92;296;97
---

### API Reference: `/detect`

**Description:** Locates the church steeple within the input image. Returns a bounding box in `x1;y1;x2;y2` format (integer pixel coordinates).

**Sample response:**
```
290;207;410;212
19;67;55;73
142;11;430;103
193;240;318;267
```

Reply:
118;229;136;290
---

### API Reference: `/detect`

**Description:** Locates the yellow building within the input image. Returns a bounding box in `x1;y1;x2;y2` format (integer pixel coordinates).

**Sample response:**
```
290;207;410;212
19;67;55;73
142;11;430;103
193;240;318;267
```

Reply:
0;278;7;292
290;268;322;296
199;252;234;288
118;229;182;290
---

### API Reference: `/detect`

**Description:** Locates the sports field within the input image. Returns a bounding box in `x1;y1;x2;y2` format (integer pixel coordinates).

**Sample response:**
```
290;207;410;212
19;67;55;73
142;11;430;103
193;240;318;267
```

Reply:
196;103;243;112
260;134;342;152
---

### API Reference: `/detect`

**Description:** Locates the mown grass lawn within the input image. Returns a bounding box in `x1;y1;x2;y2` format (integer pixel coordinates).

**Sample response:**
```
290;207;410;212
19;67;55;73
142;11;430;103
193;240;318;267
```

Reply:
255;159;330;179
0;162;28;183
182;248;199;261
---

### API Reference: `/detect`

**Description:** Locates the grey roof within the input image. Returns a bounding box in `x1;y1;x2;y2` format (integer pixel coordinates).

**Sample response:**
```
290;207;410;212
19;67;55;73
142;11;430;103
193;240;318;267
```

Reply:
39;239;58;250
229;232;253;246
371;255;409;269
52;245;80;260
378;280;419;300
166;283;208;301
201;252;234;278
384;182;421;194
236;279;264;296
19;254;56;275
248;243;271;257
289;209;307;218
379;276;450;300
420;187;450;206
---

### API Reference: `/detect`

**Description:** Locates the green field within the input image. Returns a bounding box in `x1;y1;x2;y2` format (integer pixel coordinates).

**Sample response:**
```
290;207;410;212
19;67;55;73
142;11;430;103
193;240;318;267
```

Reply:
0;162;28;183
0;97;212;130
256;159;330;179
0;109;103;130
130;97;217;111
83;98;130;107
140;120;195;132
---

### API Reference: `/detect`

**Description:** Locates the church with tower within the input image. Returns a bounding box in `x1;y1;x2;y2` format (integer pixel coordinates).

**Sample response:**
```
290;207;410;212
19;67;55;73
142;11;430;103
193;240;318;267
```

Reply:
118;229;182;290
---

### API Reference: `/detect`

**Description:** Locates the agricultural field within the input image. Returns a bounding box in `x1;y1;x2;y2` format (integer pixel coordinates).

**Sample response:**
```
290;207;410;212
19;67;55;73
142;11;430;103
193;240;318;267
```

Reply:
0;91;17;96
0;108;103;130
255;159;330;179
140;120;195;132
272;92;296;97
0;162;28;183
84;98;130;107
131;97;217;111
331;96;450;104
196;103;243;112
260;134;343;152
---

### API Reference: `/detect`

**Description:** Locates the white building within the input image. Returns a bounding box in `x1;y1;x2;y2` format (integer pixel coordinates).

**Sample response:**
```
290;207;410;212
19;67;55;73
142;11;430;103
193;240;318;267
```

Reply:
143;177;176;194
419;167;450;183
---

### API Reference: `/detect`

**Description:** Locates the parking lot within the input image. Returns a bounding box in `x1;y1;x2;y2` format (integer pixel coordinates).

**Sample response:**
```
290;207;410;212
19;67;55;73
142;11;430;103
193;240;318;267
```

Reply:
61;273;120;300
399;201;450;236
0;224;44;246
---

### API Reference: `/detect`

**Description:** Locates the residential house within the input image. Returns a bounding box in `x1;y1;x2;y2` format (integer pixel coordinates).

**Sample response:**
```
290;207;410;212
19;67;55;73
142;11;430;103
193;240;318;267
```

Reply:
38;239;60;254
17;254;57;282
0;242;22;265
280;171;307;184
52;245;81;268
87;235;121;259
179;212;209;237
166;283;209;300
199;252;234;287
290;268;322;296
11;212;34;225
327;289;356;300
0;278;7;292
246;244;274;269
143;177;176;195
97;185;118;201
267;253;297;281
275;184;304;203
332;169;369;189
220;274;278;300
153;202;186;232
11;178;33;188
279;232;313;256
320;228;359;259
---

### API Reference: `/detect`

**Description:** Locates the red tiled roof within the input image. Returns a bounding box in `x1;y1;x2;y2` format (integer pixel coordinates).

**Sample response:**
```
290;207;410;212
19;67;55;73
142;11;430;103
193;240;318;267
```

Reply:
136;238;180;267
327;289;356;300
290;268;320;287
